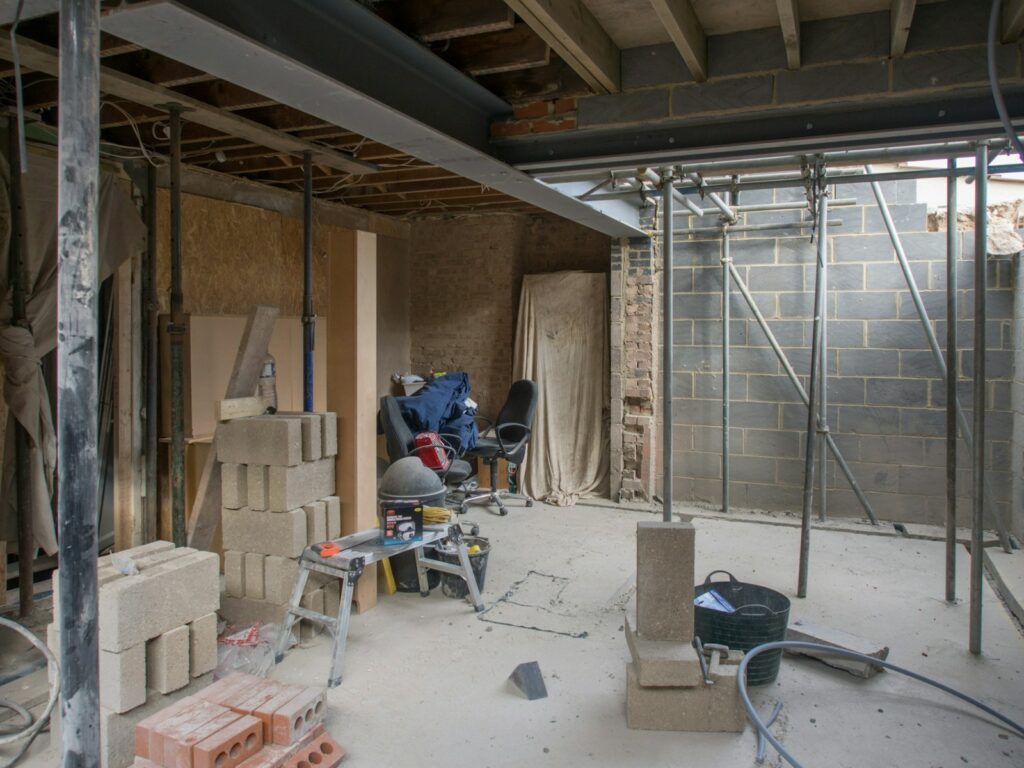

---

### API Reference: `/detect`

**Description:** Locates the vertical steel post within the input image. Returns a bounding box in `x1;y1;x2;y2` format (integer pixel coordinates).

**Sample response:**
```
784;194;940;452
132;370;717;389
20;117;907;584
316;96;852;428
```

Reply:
8;114;34;618
167;105;186;547
303;151;314;412
969;144;988;655
945;160;958;604
819;182;829;522
662;170;674;522
798;190;828;598
144;163;159;543
57;0;101;763
722;220;731;512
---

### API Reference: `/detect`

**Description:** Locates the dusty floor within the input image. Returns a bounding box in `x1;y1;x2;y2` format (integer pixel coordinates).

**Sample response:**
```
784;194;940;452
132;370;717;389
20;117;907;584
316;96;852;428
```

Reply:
8;501;1024;767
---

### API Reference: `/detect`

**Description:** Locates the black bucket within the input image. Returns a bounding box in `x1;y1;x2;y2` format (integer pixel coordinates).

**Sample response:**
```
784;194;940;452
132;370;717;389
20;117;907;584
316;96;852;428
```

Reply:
390;548;441;593
694;570;790;686
436;536;490;599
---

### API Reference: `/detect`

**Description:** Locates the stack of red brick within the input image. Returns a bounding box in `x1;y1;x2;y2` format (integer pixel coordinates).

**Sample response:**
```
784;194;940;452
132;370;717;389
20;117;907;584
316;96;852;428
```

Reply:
133;672;345;768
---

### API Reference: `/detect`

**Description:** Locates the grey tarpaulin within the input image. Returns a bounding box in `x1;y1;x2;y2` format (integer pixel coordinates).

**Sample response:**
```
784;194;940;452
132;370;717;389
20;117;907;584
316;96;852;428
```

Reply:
513;271;609;505
0;150;146;555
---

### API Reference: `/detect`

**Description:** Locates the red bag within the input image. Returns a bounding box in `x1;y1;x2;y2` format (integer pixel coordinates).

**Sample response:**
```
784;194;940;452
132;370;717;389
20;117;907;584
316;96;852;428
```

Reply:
414;431;450;471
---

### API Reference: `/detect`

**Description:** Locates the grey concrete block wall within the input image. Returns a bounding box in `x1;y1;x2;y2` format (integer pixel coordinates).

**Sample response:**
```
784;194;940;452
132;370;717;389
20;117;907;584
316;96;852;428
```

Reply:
664;185;1016;527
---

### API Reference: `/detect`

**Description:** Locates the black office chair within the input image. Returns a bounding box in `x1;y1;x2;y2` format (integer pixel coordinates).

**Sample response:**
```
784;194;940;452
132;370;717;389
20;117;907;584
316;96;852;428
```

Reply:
379;395;474;491
461;379;538;516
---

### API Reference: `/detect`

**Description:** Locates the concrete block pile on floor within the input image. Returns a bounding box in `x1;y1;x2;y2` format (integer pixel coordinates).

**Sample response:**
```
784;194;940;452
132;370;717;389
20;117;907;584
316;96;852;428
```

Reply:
624;521;746;733
48;541;220;766
133;672;345;767
219;412;342;637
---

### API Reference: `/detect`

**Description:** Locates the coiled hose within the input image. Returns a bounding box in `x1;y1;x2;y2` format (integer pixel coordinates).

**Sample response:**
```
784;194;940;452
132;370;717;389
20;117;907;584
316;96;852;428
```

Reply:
0;616;60;767
738;640;1024;768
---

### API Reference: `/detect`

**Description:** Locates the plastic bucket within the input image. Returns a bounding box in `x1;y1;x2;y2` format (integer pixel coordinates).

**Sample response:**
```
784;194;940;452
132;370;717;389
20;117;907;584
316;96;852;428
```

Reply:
389;548;441;593
436;536;490;599
694;570;790;686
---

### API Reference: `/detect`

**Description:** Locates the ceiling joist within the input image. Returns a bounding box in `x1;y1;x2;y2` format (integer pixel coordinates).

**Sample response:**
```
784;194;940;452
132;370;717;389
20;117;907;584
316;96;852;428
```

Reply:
443;22;551;76
890;0;917;57
649;0;707;83
502;0;620;94
1003;0;1024;42
399;0;515;43
775;0;800;70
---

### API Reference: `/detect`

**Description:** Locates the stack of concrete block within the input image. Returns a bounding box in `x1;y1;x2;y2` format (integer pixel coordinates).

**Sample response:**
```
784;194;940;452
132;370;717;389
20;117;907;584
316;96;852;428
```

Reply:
133;672;346;767
49;541;220;766
219;413;342;636
624;521;746;732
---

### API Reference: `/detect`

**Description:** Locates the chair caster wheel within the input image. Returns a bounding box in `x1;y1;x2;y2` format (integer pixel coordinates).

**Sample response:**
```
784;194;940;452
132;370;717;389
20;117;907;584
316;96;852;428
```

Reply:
469;525;480;536
526;499;533;507
499;508;508;516
459;504;467;515
420;591;430;598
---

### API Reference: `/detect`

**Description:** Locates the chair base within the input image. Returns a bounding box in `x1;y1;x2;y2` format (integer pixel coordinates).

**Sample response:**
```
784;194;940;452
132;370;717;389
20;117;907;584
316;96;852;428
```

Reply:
460;487;534;516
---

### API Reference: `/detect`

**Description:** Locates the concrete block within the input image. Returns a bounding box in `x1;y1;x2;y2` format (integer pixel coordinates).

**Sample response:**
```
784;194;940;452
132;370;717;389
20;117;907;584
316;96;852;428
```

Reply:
245;553;266;600
217;416;303;466
263;556;300;605
222;507;307;558
785;619;889;678
322;412;338;457
247;465;269;511
97;541;174;570
219;595;320;639
671;75;772;116
221;463;247;509
577;88;669;128
267;459;336;512
271;686;325;746
189;612;218;678
99;644;146;714
304;501;327;546
622;43;692;89
324;496;341;539
147;625;190;694
894;45;1015;92
836;291;898;320
224;551;245;599
193;713;263;768
625;661;746;732
802;11;889;65
776;60;888;104
636;522;695;642
278;413;323;461
624;613;702;688
98;550;220;652
708;26;786;76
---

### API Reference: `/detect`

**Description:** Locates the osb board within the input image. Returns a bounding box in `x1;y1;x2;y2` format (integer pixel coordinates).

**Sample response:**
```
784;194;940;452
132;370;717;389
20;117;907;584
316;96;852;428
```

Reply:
188;315;327;437
154;189;332;317
158;440;219;557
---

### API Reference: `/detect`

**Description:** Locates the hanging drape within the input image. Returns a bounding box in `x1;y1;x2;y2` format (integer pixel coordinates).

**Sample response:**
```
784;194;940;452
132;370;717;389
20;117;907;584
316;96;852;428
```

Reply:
513;271;609;506
0;150;146;555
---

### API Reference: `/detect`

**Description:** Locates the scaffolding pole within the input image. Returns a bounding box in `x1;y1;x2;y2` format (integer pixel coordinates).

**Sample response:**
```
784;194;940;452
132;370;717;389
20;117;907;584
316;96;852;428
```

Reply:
722;220;731;513
819;188;830;523
302;151;314;412
662;169;674;522
865;165;1014;553
969;143;988;655
144;163;159;543
167;104;186;547
945;159;958;604
57;0;101;763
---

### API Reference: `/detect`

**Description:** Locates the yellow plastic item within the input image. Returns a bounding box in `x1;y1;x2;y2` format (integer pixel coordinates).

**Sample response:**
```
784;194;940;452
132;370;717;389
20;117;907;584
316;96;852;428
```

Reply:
380;558;397;595
466;545;481;555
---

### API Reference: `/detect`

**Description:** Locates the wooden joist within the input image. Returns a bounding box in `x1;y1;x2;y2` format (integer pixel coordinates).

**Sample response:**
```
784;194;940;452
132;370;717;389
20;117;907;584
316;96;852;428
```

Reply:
443;23;550;76
477;58;591;104
503;0;620;93
649;0;707;83
215;396;272;422
776;0;800;70
890;0;917;57
401;0;515;42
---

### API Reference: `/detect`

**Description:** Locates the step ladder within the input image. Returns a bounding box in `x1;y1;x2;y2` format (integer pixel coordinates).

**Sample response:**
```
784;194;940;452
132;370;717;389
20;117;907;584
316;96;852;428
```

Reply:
273;522;485;687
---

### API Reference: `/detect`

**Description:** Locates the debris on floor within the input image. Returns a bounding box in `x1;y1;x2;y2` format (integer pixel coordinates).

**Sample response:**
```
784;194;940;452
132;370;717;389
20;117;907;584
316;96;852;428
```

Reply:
508;661;547;700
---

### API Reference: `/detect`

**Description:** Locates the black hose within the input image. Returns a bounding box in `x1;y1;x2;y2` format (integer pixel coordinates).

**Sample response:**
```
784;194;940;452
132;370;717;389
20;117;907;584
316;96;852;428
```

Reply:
738;640;1024;768
989;0;1024;162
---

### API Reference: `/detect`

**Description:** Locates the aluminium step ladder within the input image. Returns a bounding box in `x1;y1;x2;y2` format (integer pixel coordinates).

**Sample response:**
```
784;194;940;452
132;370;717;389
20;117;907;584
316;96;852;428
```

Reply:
273;522;485;687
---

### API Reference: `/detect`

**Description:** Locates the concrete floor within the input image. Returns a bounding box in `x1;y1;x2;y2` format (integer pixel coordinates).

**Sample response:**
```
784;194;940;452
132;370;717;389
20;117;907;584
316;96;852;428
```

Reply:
8;502;1023;767
271;502;1023;768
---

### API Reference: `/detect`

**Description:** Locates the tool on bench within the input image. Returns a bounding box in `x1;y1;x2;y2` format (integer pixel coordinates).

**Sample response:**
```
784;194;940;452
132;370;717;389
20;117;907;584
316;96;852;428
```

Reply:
274;522;485;688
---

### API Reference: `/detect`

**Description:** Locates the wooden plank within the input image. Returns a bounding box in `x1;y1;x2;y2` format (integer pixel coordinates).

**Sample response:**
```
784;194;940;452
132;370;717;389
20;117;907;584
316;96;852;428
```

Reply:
215;396;270;422
400;0;515;42
649;0;707;83
776;0;800;70
0;541;6;607
0;34;376;175
171;81;277;112
477;58;591;103
187;306;279;550
1004;0;1024;42
504;0;619;93
890;0;917;57
101;48;215;87
444;23;551;76
114;256;144;550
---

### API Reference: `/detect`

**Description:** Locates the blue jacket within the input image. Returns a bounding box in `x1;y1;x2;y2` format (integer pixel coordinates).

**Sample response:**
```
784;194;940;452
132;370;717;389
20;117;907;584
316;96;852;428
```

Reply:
395;372;478;453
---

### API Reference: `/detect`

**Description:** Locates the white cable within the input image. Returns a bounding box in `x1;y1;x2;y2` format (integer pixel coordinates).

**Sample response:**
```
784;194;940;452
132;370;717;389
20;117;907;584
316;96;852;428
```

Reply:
0;616;60;767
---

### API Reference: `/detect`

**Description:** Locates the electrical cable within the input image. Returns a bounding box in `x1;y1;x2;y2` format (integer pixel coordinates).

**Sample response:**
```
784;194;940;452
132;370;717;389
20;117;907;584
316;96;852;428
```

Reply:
738;640;1024;768
0;616;60;768
989;0;1024;162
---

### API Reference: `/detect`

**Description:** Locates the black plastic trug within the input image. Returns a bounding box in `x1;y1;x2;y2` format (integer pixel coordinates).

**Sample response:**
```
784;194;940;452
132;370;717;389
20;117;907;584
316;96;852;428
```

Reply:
509;661;548;700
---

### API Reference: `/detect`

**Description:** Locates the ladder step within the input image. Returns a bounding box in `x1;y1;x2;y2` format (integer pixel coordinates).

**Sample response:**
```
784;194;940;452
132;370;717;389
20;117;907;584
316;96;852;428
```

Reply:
286;605;335;627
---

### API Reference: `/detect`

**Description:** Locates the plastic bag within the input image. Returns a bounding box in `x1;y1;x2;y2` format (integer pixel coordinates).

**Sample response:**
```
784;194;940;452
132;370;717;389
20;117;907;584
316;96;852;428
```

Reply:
109;553;139;576
214;623;281;679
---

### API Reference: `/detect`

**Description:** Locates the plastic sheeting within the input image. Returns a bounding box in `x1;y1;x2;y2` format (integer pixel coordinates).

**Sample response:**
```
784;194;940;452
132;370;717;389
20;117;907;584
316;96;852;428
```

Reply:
513;271;608;506
0;151;146;555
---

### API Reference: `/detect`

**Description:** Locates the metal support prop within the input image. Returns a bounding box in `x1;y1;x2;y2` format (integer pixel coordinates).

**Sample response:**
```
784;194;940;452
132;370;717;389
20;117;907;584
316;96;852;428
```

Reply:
945;160;958;604
662;170;674;521
798;190;828;598
865;165;1014;553
722;218;731;512
144;163;159;542
969;144;988;655
168;104;186;547
57;0;102;763
8;114;34;618
728;263;877;524
302;151;314;412
819;185;829;523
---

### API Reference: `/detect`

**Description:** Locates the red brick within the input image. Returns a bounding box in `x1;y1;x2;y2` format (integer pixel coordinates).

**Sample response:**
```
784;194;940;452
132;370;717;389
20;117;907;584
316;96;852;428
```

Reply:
490;120;532;139
135;697;206;760
235;725;324;768
270;687;325;746
282;731;346;768
531;117;576;133
250;684;306;741
513;101;550;119
553;97;577;114
195;673;267;708
150;701;230;766
193;714;263;768
134;759;162;768
165;710;242;768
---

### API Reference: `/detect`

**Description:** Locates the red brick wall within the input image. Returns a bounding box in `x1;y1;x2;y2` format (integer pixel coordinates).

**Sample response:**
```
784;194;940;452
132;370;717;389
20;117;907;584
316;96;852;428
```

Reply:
491;97;577;140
